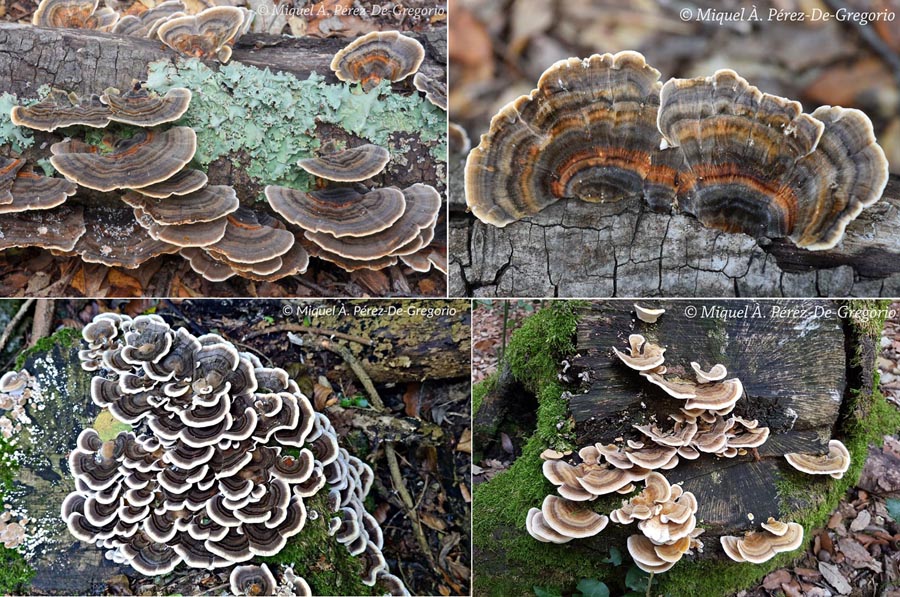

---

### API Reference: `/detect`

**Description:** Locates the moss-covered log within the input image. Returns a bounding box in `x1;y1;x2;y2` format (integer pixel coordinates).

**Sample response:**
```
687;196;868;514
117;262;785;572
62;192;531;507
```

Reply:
472;300;900;596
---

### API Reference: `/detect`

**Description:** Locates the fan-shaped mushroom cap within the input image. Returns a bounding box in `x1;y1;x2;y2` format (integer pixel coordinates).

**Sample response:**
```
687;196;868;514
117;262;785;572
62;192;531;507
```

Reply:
229;563;277;596
74;205;179;268
156;6;245;61
10;89;110;131
525;507;571;544
138;211;227;248
540;495;608;538
304;183;441;261
0;170;77;214
50;127;197;192
0;204;85;251
465;51;677;227
123;185;239;225
413;72;447;110
134;169;208;199
179;248;235;281
627;534;676;573
100;85;192;127
205;209;295;264
303;239;399;272
626;444;679;470
449;122;471;155
239;235;310;282
691;362;727;383
331;31;425;92
735;523;804;563
577;465;635;496
612;334;666;371
112;0;185;37
634;304;665;323
720;534;746;562
784;439;851;478
658;70;887;250
32;0;118;30
265;186;405;237
296;144;390;182
0;157;25;204
761;517;790;537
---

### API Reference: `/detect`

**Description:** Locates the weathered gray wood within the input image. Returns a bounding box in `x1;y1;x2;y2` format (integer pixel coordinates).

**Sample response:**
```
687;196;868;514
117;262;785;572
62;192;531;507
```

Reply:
449;173;900;298
567;300;848;534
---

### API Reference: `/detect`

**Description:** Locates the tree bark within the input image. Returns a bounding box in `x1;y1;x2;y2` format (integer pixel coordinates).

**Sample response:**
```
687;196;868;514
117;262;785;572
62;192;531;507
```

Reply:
449;145;900;296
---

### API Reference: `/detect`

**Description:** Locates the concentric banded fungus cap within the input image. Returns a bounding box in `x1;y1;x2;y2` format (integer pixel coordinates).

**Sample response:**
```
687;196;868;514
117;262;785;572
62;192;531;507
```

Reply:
112;1;185;37
0;170;77;214
525;507;571;544
612;334;666;371
179;248;235;281
413;72;447;110
784;439;851;478
265;186;405;237
137;209;228;248
205;208;295;264
229;563;277;595
449;122;471;155
634;304;665;323
465;51;678;227
123;185;239;225
331;31;426;92
156;6;245;61
540;495;608;538
296;144;391;182
50;127;197;192
0;204;85;251
691;362;727;383
304;183;441;261
74;205;179;268
658;70;888;250
32;0;118;30
303;239;399;272
0;157;25;203
734;523;804;563
100;85;192;127
627;534;677;573
133;169;208;199
10;89;111;131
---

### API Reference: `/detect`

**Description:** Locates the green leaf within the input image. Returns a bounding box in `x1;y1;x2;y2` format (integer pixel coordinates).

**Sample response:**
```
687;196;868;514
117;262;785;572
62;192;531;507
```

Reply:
533;586;562;597
602;546;622;566
576;579;610;597
625;566;650;592
886;498;900;522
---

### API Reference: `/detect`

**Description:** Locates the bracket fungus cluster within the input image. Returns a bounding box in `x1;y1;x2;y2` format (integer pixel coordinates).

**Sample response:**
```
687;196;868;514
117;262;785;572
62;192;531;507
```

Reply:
60;313;408;595
465;51;889;251
32;0;250;63
524;307;860;574
331;31;426;93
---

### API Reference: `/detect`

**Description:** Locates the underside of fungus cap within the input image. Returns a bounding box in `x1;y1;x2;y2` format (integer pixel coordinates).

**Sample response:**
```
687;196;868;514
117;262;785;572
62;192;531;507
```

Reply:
0;204;85;251
156;6;245;61
265;185;406;237
634;304;665;323
32;0;118;30
296;144;391;182
50;127;197;192
100;85;192;127
11;89;111;131
413;72;447;111
74;205;179;268
0;169;77;214
331;31;426;92
205;209;295;264
132;169;208;199
304;183;441;262
465;51;677;227
784;439;851;478
123;185;239;225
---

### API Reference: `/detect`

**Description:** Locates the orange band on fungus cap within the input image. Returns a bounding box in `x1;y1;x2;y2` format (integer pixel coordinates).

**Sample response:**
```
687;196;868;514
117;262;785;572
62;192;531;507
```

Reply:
32;0;118;30
11;89;111;132
296;144;391;182
331;31;425;93
464;51;679;227
205;208;295;265
265;186;406;238
100;85;192;127
0;157;27;204
0;170;77;214
50;127;197;192
156;6;246;62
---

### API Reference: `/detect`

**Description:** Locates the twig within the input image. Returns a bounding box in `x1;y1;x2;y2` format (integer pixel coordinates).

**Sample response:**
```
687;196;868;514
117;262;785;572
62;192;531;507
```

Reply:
647;571;654;597
244;323;373;346
0;299;34;354
313;336;435;566
29;299;55;347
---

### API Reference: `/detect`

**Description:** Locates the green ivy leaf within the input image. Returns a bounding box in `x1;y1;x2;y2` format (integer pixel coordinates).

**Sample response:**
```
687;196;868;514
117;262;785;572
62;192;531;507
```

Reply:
576;579;610;597
625;566;650;592
533;586;562;597
602;546;622;566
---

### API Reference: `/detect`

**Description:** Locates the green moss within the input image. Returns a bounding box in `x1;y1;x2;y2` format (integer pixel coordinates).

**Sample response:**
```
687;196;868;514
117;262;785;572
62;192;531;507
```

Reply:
0;545;35;594
0;93;35;153
504;302;584;393
14;328;80;370
145;58;446;193
472;374;495;416
261;492;372;596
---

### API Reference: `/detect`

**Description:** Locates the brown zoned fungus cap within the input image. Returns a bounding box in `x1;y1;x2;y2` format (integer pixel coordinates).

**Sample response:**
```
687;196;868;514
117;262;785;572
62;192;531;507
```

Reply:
691;362;727;383
156;6;245;62
539;495;608;539
135;207;227;248
265;186;405;237
449;122;471;155
100;85;192;127
133;169;207;199
465;51;679;227
720;520;804;563
0;169;77;214
122;185;238;225
296;144;390;182
658;71;888;250
205;208;295;264
73;205;179;268
112;0;185;37
178;248;235;282
413;72;447;111
634;304;665;323
612;334;666;371
0;157;25;204
32;0;118;30
50;127;197;192
784;439;851;479
331;31;425;92
229;564;277;596
304;183;441;262
0;204;85;251
303;239;399;272
11;89;111;131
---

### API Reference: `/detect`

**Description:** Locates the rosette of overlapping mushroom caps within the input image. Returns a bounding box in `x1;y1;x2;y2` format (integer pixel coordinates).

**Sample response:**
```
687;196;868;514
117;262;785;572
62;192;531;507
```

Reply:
62;313;408;595
465;50;888;251
331;31;425;93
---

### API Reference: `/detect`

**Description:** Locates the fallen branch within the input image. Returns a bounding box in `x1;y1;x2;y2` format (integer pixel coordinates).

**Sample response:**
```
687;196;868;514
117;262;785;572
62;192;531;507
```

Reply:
0;299;34;354
245;323;373;346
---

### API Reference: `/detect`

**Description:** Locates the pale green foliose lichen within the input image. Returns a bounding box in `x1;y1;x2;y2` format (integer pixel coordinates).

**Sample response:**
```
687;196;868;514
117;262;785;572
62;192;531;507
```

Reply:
0;94;35;154
145;57;446;195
